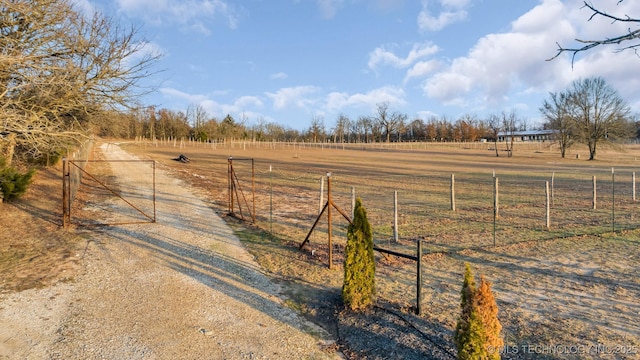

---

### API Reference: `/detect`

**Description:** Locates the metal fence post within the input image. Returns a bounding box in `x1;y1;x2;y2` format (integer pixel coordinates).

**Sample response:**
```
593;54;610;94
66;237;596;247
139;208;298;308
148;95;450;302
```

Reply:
416;240;423;315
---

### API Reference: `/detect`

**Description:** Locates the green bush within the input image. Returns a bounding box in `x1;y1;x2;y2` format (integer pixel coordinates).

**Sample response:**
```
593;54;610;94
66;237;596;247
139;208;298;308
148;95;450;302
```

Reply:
454;263;504;360
0;157;36;202
342;197;376;311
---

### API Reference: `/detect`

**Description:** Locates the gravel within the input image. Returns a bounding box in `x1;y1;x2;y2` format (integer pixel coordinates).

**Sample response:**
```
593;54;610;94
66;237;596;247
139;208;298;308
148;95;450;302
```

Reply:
0;143;339;360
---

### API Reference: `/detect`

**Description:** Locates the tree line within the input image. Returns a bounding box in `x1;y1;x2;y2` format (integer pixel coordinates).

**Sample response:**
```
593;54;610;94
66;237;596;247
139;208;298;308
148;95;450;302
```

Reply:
99;87;638;163
0;0;159;167
2;0;640;173
99;103;499;144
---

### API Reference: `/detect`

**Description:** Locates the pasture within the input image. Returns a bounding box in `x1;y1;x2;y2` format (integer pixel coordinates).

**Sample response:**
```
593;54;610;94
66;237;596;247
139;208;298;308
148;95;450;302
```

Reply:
123;140;640;359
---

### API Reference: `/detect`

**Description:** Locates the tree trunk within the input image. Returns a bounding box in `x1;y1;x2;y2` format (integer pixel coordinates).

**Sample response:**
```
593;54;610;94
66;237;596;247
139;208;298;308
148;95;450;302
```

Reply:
1;133;17;167
494;139;499;157
589;141;596;160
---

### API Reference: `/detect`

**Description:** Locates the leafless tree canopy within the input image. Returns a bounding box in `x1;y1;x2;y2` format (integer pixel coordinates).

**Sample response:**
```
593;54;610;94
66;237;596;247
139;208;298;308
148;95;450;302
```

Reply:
373;103;407;143
540;92;575;158
548;1;640;64
542;77;632;160
0;0;161;164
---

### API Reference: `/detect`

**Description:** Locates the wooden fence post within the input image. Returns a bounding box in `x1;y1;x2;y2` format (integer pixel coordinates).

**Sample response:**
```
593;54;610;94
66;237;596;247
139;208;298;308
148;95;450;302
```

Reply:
493;176;499;247
393;190;399;242
612;168;615;233
351;187;356;218
545;181;550;229
633;172;636;202
551;172;555;206
592;175;597;210
319;176;325;215
450;174;456;211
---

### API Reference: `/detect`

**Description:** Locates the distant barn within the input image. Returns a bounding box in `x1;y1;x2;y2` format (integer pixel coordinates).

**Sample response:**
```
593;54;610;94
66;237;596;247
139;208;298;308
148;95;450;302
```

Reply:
496;129;556;142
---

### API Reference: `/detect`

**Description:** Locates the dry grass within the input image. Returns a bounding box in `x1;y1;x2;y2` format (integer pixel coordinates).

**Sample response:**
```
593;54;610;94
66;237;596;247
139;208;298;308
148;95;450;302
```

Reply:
119;140;640;358
0;166;85;293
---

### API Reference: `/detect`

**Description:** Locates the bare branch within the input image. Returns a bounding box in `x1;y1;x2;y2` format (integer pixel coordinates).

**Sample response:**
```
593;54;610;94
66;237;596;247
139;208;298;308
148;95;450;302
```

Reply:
547;1;640;64
1;0;161;163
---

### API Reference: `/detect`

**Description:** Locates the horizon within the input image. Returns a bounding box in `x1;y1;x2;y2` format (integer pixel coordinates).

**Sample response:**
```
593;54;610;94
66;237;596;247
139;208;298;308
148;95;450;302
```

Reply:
85;0;640;131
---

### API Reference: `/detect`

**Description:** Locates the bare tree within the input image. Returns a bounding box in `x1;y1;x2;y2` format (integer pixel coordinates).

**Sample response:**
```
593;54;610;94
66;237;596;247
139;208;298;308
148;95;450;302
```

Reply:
567;77;631;160
1;0;160;165
540;91;575;158
372;103;407;143
486;114;501;157
407;118;426;141
187;104;210;141
333;114;350;143
548;1;640;64
308;115;325;143
356;116;371;143
501;110;517;157
349;117;360;143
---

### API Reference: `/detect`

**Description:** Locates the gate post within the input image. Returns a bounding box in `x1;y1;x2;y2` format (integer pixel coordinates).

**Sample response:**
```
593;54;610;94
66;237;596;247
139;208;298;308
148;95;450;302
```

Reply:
62;158;70;228
416;239;423;315
228;157;234;215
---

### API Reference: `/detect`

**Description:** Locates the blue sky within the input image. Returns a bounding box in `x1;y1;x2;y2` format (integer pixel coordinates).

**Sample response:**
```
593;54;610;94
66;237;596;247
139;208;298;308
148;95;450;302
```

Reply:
83;0;640;131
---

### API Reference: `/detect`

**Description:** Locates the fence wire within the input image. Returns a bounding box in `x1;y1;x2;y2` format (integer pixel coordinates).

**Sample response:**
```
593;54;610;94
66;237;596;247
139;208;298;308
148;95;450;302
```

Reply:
66;138;95;204
236;164;639;256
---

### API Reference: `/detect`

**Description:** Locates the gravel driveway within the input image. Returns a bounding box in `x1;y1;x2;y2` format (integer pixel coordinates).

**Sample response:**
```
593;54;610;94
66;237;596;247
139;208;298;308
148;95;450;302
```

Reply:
0;143;339;359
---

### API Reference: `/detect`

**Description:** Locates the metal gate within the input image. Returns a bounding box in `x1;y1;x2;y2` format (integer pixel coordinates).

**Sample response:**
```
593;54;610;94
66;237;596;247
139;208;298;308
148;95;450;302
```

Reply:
62;158;156;228
227;157;255;222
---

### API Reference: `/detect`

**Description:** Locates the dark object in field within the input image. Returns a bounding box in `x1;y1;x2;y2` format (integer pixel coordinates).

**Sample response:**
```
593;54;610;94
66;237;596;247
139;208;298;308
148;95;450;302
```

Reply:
174;154;190;163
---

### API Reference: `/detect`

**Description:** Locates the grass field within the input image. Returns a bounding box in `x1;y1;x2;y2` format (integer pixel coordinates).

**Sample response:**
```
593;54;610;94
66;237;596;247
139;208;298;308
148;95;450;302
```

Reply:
120;140;640;359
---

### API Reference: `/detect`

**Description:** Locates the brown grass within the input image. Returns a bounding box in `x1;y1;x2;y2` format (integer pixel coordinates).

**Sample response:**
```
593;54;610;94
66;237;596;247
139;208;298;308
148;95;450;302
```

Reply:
0;165;85;293
2;139;637;358
82;140;640;356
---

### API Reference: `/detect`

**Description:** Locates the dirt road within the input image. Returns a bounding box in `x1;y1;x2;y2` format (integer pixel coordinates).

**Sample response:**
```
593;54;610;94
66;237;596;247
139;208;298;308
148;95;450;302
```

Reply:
0;143;338;359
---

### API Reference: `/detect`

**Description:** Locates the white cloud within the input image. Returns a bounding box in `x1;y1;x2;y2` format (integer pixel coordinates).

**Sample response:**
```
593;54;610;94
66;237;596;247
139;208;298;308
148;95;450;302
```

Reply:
368;42;439;71
424;70;474;106
122;41;166;68
566;0;640;41
115;0;239;34
325;86;406;113
420;0;580;109
404;59;441;82
71;0;95;17
265;86;320;110
158;88;263;119
270;72;288;80
417;0;640;117
317;0;344;19
235;96;263;109
417;0;470;32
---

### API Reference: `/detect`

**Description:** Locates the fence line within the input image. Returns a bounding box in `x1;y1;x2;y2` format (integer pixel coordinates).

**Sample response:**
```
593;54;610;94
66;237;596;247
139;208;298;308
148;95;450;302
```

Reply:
227;163;640;256
65;137;95;205
134;137;559;153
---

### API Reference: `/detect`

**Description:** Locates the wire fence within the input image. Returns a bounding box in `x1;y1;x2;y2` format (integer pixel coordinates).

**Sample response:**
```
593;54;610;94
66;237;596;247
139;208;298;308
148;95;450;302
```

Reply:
65;137;95;205
130;139;639;258
230;161;639;257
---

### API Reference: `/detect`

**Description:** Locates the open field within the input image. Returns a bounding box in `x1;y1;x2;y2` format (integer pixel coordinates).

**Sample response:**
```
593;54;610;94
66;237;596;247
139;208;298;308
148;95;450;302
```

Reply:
113;139;640;359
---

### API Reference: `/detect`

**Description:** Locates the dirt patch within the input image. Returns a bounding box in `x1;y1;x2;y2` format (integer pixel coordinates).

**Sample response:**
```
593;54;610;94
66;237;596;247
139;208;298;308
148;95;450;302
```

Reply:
125;140;640;359
2;140;640;359
0;143;340;359
0;165;85;293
